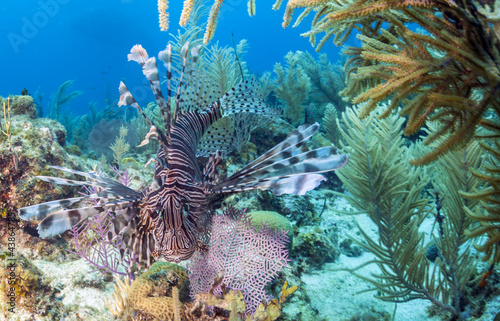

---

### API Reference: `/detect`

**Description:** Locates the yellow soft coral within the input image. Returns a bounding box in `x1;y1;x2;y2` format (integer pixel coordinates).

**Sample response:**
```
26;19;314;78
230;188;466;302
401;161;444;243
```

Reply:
106;262;189;321
180;0;259;43
158;0;169;31
129;262;188;320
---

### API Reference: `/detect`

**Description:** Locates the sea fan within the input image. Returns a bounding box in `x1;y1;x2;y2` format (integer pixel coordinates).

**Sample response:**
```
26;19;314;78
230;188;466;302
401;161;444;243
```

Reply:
67;165;134;280
186;207;290;313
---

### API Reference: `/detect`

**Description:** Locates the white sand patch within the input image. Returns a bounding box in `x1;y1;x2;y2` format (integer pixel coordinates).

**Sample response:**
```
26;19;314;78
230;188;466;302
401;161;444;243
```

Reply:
31;258;115;321
294;194;442;320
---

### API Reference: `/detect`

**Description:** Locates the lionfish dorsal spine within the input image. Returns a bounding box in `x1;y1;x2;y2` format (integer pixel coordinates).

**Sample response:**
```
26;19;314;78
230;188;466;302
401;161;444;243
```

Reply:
158;43;173;136
173;42;191;122
118;82;152;128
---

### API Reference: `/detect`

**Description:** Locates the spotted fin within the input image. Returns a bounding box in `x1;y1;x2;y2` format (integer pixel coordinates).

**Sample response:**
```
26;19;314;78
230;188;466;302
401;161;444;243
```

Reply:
219;78;267;116
197;120;234;157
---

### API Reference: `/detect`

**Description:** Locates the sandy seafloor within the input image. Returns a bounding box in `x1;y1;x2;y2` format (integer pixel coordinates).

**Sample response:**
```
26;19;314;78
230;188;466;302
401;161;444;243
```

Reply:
4;195;500;321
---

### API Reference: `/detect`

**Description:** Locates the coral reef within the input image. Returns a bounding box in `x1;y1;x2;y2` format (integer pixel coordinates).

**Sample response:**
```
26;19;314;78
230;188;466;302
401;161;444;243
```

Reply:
3;96;37;118
0;95;84;217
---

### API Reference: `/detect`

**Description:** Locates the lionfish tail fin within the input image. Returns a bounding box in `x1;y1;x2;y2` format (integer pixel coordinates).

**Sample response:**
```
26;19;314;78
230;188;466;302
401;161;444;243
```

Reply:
18;166;144;239
210;123;349;195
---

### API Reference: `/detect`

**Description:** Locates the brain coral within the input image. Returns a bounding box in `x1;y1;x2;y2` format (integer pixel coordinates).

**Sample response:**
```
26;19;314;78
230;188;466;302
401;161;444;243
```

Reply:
246;211;292;233
126;262;189;321
247;210;293;249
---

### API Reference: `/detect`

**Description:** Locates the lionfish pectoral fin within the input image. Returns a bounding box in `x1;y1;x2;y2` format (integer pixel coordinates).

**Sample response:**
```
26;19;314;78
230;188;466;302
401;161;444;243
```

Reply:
18;166;144;239
250;174;327;196
209;123;349;195
108;206;156;270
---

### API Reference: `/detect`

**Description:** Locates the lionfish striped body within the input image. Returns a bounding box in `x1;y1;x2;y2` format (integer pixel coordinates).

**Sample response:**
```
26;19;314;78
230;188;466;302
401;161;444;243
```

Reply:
18;43;349;268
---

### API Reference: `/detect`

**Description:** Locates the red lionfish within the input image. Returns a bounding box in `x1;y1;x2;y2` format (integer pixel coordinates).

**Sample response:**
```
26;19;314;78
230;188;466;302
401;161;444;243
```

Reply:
18;43;349;267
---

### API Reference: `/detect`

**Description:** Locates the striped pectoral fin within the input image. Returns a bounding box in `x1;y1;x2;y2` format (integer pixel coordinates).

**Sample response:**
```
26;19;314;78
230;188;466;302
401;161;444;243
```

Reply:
209;123;349;196
37;200;141;238
121;224;156;270
46;166;142;198
251;146;349;179
111;207;156;270
228;123;321;182
212;174;327;196
37;209;85;238
18;197;89;221
257;174;328;196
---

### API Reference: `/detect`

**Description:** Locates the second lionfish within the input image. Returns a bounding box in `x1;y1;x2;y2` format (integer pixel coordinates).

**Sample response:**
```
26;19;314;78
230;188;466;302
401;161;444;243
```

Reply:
18;42;349;268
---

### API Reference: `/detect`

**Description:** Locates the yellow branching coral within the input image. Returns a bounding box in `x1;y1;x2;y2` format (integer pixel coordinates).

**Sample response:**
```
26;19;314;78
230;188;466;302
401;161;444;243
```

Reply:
276;0;500;163
180;0;260;43
105;275;132;317
462;139;500;263
180;0;195;27
158;0;169;31
204;0;224;44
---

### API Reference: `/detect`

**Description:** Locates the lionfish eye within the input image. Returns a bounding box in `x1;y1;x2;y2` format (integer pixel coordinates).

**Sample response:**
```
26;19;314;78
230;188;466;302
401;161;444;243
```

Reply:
182;204;190;217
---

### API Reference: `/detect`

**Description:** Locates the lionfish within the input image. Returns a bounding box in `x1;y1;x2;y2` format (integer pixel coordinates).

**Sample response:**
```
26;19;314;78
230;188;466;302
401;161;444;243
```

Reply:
18;43;348;268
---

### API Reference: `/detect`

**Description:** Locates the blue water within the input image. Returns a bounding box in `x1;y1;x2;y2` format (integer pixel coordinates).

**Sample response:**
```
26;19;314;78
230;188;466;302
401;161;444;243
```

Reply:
0;0;355;116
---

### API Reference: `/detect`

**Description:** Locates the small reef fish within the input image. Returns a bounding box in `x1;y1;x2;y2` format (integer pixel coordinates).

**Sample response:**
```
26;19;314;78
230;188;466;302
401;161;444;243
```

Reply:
18;42;348;268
